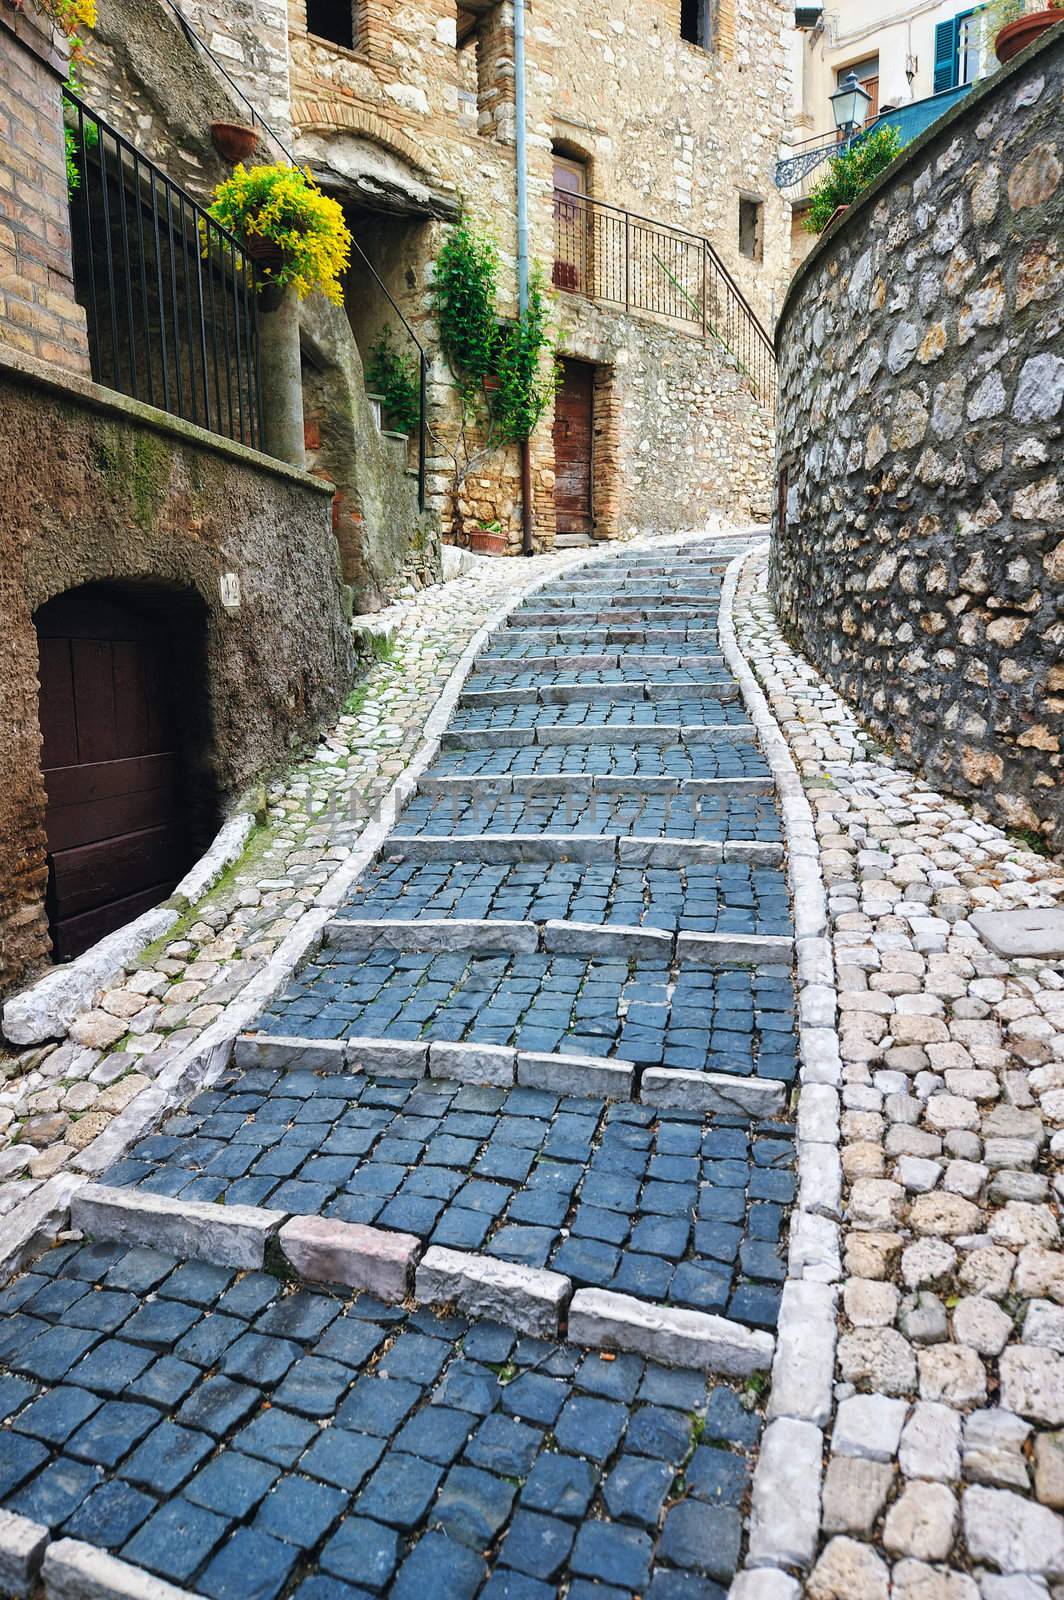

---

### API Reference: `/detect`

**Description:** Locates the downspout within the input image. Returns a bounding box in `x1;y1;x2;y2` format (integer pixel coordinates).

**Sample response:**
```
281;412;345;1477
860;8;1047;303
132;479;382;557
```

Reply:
514;0;535;555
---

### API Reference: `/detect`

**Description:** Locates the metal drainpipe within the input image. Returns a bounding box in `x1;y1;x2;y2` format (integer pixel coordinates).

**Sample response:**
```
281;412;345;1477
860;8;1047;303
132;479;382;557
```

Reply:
514;0;535;555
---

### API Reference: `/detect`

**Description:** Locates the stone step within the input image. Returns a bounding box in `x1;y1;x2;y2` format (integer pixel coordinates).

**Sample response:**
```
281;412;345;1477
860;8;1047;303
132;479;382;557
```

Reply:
475;652;726;672
320;913;792;968
383;831;783;866
66;1181;779;1363
494;625;719;643
416;771;775;796
516;608;715;627
441;722;757;750
458;679;741;708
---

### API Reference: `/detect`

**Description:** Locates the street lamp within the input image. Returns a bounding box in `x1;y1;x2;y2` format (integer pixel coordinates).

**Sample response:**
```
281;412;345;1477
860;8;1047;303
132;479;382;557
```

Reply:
830;71;873;145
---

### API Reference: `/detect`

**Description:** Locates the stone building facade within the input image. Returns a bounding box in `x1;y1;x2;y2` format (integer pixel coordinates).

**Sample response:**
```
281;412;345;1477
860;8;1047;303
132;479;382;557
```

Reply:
772;26;1064;850
90;0;792;550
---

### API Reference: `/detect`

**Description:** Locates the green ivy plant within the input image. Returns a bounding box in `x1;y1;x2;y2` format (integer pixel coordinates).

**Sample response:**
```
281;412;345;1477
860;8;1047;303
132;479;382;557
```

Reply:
62;64;98;198
430;214;557;518
804;124;903;233
365;326;420;435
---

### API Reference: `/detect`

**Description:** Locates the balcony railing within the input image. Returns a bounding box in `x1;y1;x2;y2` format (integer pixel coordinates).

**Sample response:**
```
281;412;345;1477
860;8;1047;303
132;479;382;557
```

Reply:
553;190;776;411
64;91;264;451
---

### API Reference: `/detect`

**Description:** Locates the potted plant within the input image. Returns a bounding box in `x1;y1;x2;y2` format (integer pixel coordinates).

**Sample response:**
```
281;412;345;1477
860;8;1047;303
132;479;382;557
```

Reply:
207;163;351;302
210;120;261;163
803;125;903;234
470;519;508;555
993;0;1064;63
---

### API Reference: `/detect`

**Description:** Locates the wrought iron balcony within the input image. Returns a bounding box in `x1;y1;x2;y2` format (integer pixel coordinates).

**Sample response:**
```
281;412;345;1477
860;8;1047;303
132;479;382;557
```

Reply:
552;190;776;412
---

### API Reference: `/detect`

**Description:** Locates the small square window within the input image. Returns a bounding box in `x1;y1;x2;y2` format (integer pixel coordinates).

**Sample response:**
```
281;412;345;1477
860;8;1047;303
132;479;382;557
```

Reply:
738;197;764;263
306;0;354;50
680;0;716;50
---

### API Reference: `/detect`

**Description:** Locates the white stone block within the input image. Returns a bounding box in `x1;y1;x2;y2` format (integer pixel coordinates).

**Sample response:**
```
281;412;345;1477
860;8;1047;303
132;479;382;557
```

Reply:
568;1288;774;1375
0;1510;47;1598
641;1067;786;1118
325;918;538;953
279;1216;419;1300
234;1034;347;1071
43;1539;199;1600
748;1417;822;1570
71;1183;284;1270
833;1392;909;1461
543;920;673;959
415;1246;570;1338
345;1037;429;1076
676;931;793;966
768;1279;837;1426
428;1042;516;1086
516;1051;633;1100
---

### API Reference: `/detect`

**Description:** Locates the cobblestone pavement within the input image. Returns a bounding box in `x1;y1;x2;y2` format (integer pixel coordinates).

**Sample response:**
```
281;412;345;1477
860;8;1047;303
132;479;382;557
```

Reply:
734;547;1064;1599
0;532;799;1597
0;550;596;1205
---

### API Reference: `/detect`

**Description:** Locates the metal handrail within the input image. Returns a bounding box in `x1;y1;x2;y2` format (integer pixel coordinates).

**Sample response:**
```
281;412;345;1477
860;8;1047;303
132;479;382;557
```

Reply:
553;189;776;408
64;88;263;449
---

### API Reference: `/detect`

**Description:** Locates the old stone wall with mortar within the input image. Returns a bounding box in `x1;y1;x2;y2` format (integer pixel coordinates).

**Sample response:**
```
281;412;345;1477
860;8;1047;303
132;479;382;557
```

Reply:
771;28;1064;851
0;354;351;996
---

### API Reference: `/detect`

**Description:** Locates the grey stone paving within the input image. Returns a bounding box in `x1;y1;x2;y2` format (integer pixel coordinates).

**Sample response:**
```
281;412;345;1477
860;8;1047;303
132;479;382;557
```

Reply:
0;1239;762;1599
2;537;798;1594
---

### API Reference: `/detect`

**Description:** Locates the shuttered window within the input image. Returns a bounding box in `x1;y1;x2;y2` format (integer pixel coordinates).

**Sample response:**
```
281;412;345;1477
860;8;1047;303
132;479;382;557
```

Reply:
934;9;980;93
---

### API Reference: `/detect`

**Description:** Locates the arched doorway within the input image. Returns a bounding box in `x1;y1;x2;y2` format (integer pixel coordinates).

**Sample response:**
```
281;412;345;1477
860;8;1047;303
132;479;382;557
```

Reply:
34;583;211;961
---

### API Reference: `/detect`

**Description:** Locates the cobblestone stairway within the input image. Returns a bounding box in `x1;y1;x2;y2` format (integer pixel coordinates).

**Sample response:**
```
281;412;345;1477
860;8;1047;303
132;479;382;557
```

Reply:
0;536;800;1599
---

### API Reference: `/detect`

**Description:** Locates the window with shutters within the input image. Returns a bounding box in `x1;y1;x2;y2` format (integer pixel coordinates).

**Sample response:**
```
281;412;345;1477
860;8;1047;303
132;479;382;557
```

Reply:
933;9;982;93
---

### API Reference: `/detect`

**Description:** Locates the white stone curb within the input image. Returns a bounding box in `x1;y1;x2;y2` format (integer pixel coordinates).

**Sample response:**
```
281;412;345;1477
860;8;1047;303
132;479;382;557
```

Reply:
169;811;256;910
415;1245;571;1339
568;1287;774;1375
324;917;540;953
2;907;179;1048
641;1067;786;1118
279;1215;419;1298
71;1183;285;1270
0;1509;48;1598
42;1539;202;1600
718;543;841;1594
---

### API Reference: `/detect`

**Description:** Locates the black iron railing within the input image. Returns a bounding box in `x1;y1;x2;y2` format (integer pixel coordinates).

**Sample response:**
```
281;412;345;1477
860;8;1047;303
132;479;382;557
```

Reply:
553;190;776;410
64;90;264;450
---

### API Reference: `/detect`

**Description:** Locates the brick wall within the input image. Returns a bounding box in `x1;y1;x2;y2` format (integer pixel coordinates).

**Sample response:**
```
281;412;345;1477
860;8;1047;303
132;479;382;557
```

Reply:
0;10;89;375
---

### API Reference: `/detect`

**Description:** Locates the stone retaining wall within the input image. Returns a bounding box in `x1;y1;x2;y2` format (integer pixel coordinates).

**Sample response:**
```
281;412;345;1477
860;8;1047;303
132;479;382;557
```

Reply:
771;27;1064;850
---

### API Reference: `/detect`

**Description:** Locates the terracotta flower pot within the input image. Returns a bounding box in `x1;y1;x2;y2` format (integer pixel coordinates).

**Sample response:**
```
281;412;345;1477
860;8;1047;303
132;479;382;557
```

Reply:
470;530;508;556
210;120;261;162
824;203;850;231
995;9;1064;63
242;233;285;270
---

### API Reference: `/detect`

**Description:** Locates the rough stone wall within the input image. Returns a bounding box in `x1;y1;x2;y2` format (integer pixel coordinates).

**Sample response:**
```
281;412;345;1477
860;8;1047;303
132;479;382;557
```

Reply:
558;299;775;531
771;30;1064;850
0;13;90;376
0;353;351;993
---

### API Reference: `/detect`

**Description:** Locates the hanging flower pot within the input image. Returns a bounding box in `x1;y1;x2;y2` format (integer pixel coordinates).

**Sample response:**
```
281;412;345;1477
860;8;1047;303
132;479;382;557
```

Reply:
995;8;1064;62
207;164;351;304
210;120;261;163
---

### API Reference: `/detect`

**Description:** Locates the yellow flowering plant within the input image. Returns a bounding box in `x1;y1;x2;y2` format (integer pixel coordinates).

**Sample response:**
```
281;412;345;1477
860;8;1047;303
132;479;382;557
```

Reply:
207;164;351;304
12;0;96;56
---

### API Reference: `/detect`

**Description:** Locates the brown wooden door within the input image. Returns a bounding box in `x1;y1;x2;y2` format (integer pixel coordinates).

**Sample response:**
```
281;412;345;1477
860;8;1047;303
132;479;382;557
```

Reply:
553;358;594;535
36;588;191;961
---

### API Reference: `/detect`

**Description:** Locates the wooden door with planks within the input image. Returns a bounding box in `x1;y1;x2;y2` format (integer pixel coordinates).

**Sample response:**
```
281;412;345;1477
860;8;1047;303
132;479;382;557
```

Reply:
35;587;191;961
553;358;595;536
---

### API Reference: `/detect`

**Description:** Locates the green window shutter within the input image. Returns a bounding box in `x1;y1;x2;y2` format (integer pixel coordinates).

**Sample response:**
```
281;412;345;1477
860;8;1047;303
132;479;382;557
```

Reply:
934;16;959;92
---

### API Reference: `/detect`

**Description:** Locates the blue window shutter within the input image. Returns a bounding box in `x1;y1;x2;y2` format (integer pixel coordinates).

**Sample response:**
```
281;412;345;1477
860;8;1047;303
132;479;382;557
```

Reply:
934;17;959;92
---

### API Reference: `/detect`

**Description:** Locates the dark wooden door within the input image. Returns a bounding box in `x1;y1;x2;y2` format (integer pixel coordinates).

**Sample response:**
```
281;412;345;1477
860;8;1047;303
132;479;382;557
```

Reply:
553;156;587;291
36;588;190;961
553;358;594;535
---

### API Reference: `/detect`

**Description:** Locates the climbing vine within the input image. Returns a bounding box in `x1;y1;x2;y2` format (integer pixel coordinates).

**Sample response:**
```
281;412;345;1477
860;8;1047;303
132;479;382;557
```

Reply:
429;214;557;517
365;326;420;435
